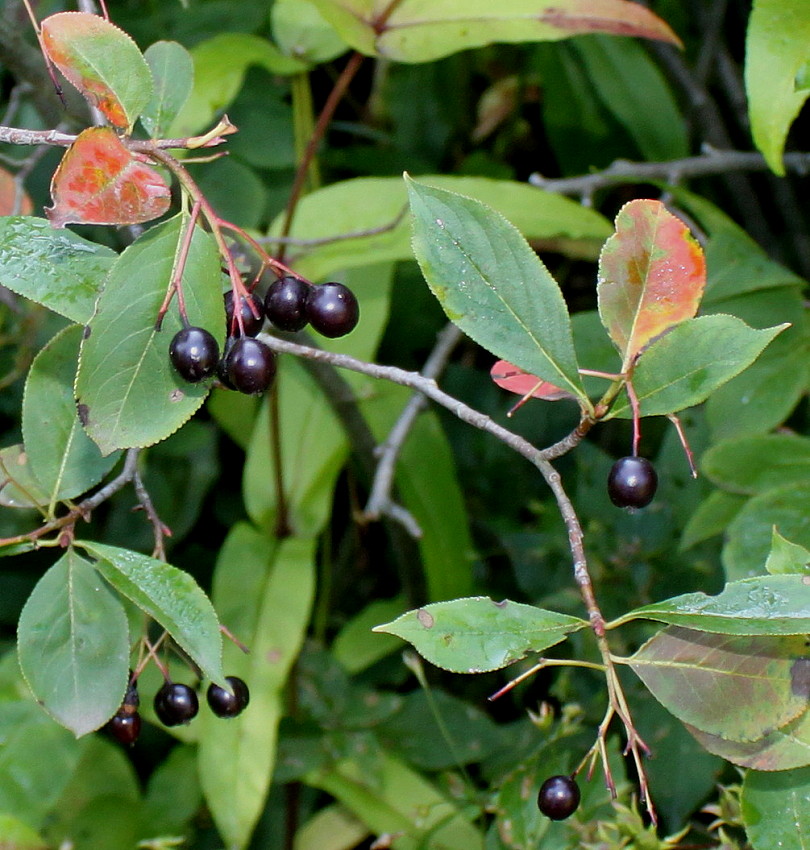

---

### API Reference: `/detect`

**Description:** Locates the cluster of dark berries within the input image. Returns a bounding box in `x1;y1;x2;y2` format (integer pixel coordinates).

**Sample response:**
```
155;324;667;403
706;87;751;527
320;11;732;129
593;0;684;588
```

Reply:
105;674;250;745
537;774;581;820
607;455;658;509
168;278;360;394
264;277;359;338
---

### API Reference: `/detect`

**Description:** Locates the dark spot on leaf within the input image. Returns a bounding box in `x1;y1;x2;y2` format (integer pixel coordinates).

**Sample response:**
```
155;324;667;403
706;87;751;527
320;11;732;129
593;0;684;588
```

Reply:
442;633;453;646
76;402;89;427
416;609;434;628
82;324;91;339
169;388;184;402
790;657;810;698
493;599;509;608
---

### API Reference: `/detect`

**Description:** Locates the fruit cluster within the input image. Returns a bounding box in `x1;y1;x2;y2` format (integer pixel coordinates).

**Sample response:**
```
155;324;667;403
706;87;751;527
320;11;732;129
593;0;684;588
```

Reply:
168;277;360;394
105;673;250;745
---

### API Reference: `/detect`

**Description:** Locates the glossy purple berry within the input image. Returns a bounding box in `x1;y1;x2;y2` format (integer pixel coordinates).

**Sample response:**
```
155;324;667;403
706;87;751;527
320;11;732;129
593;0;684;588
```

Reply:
607;456;658;509
106;711;142;745
207;675;250;718
537;775;580;820
264;276;310;332
154;681;199;727
305;282;359;338
169;326;219;383
224;291;265;337
223;337;277;395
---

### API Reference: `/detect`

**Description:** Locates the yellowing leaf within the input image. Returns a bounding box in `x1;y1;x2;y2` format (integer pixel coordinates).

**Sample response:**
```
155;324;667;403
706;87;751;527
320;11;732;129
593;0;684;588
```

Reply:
46;127;170;228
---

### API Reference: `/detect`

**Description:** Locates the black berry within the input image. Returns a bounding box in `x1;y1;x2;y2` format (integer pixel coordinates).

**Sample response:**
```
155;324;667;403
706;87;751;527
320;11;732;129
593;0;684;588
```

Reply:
154;681;199;727
122;675;139;709
106;711;141;745
607;456;658;509
169;326;219;383
306;282;359;338
223;337;276;395
207;675;250;718
264;276;310;332
537;775;580;820
225;291;264;337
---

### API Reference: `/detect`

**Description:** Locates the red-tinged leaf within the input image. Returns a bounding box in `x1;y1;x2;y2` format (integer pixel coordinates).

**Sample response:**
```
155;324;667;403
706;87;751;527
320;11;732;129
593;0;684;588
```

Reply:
534;0;682;44
0;168;33;215
46;127;171;228
597;199;706;371
490;360;574;402
41;12;153;130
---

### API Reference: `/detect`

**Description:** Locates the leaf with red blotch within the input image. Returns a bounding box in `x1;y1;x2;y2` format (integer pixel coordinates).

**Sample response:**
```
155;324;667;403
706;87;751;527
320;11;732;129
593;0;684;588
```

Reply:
597;199;706;371
46;127;171;228
0;167;33;215
490;360;575;403
41;12;153;130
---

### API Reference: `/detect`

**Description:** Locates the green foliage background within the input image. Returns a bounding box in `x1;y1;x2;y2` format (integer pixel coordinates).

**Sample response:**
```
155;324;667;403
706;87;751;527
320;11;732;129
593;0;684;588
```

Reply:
0;0;809;848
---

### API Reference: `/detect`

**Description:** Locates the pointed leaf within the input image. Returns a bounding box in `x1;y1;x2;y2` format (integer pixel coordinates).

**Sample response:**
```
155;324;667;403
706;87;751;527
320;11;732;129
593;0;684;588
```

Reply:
22;325;120;507
17;549;130;736
74;215;224;455
0;215;115;323
309;0;680;63
613;575;810;636
629;627;810;743
41;11;153;130
76;540;225;685
766;529;810;576
597;199;706;369
741;767;810;850
141;41;195;139
686;715;810;772
373;597;587;674
490;360;575;402
406;176;587;404
607;316;787;419
46;127;171;228
745;0;810;174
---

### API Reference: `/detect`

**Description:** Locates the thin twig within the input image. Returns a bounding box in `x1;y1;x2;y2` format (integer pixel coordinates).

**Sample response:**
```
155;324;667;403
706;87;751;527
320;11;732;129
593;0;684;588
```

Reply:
363;323;462;529
132;467;171;560
529;148;810;196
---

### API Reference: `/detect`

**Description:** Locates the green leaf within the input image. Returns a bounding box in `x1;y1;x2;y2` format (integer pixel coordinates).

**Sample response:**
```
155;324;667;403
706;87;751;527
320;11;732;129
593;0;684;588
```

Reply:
0;215;115;323
141;41;195;138
0;814;48;849
272;0;348;64
741;767;810;850
374;597;587;673
571;35;688;161
76;540;225;685
268;174;611;282
332;595;408;674
680;490;746;550
22;325;120;509
199;530;316;850
766;529;810;576
17;549;129;736
0;444;48;509
686;713;810;772
745;0;810;174
294;806;368;850
308;0;680;63
613;575;810;636
406;176;587;404
597;199;705;370
141;745;202;836
628;626;810;743
41;12;153;131
607;316;787;419
170;33;307;136
702;433;810;495
724;482;810;581
74;214;224;456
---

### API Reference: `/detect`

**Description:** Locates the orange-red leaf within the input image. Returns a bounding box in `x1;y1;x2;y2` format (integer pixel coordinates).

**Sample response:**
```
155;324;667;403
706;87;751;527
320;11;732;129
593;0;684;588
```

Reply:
46;127;171;228
41;12;153;130
490;360;575;402
0;168;33;215
597;199;706;370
